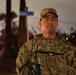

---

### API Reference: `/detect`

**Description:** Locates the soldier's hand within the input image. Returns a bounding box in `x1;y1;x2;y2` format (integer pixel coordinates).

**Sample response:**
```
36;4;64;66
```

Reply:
67;66;75;75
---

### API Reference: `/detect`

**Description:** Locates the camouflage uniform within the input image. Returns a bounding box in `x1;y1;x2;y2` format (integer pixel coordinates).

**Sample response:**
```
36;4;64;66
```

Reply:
16;34;75;75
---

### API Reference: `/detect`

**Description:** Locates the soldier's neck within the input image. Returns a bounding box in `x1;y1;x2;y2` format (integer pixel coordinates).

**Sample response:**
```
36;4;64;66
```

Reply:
42;33;56;39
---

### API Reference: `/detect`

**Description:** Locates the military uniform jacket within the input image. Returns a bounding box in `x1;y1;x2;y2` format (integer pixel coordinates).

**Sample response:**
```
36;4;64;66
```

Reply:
16;34;76;75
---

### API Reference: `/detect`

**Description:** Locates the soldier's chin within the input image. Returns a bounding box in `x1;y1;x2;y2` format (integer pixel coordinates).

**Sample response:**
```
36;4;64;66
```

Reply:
47;31;55;33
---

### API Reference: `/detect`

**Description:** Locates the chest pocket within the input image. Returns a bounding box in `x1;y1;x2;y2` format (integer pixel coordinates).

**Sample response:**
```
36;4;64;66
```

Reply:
35;51;67;75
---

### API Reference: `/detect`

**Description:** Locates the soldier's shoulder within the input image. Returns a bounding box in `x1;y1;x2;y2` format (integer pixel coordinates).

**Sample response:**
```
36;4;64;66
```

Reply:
34;34;42;39
58;35;75;52
21;34;42;49
58;34;73;46
19;39;34;51
25;39;33;45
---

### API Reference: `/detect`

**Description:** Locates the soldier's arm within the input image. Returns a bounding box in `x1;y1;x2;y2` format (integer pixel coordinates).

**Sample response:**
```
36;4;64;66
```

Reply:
66;44;75;75
16;40;33;75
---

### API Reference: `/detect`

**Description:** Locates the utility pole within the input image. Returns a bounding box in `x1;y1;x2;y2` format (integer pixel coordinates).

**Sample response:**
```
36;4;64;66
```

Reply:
18;0;27;48
5;0;11;58
18;0;34;48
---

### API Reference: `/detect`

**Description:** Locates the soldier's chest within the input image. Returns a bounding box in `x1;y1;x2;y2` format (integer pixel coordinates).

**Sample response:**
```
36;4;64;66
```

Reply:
32;39;67;75
35;39;65;53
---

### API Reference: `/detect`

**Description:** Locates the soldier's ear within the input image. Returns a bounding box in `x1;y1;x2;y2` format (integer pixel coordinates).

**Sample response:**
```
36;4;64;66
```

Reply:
38;21;41;27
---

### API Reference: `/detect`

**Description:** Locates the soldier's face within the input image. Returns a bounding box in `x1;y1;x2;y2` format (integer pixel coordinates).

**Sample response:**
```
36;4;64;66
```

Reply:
38;13;58;34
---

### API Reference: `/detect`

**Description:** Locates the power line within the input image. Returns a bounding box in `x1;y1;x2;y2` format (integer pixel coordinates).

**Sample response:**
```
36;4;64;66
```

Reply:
59;21;76;25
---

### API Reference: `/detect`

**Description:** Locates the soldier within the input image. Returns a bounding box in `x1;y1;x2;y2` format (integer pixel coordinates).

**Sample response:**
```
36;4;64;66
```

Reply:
16;7;76;75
